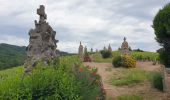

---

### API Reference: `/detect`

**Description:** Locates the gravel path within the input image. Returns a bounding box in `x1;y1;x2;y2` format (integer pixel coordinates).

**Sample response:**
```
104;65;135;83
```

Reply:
84;62;165;100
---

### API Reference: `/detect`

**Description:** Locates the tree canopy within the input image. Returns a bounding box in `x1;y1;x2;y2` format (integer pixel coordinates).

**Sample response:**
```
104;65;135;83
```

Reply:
153;3;170;67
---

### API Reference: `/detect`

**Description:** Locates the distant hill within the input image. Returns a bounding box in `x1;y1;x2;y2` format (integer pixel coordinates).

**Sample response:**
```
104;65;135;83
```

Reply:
0;43;71;70
0;43;26;70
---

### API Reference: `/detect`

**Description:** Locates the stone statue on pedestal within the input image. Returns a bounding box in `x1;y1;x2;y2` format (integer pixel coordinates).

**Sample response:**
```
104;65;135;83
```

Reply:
121;37;130;55
78;42;84;60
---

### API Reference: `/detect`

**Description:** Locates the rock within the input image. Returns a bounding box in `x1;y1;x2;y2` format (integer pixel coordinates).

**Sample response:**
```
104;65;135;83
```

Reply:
24;5;59;73
78;42;84;60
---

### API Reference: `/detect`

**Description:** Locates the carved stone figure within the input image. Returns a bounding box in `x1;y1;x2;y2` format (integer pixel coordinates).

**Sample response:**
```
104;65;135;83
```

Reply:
121;37;130;55
108;44;112;52
91;48;93;53
103;46;107;51
78;42;84;60
24;5;58;73
84;46;87;54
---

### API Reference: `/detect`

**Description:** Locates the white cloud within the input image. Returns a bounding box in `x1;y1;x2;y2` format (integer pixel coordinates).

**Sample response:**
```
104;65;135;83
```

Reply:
0;35;28;46
0;0;169;53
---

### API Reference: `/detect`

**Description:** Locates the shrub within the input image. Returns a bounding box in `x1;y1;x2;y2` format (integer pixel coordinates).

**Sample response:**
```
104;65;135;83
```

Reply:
100;50;112;58
73;64;106;100
0;56;105;100
112;55;136;68
112;56;122;67
151;72;163;91
122;55;136;68
153;3;170;67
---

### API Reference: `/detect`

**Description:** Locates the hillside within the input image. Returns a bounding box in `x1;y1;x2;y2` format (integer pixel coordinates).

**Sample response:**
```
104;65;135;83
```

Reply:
0;43;71;70
0;43;26;70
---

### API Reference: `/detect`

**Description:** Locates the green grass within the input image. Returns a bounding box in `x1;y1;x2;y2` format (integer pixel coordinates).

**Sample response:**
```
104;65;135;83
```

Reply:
131;51;159;61
110;68;151;86
109;68;163;91
116;94;143;100
0;55;105;100
91;52;113;63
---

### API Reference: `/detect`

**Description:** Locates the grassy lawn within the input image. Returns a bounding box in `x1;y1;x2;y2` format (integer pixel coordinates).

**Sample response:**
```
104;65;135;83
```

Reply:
91;52;113;63
109;68;162;87
110;68;150;86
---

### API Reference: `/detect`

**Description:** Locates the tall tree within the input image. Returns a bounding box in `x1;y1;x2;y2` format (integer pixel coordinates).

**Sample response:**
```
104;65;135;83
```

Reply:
153;3;170;67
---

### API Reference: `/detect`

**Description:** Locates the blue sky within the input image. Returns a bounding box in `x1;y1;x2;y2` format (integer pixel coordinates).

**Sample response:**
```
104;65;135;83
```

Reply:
0;0;169;53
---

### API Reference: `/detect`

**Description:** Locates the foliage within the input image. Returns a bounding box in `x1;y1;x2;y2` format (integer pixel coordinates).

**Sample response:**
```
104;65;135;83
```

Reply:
122;55;136;68
84;52;92;62
110;69;150;86
116;94;142;100
153;3;170;67
73;64;106;100
112;56;122;67
91;51;158;63
91;53;113;63
112;55;136;68
0;56;105;100
100;50;112;58
133;48;144;52
131;51;159;61
0;43;26;70
150;72;163;91
0;43;71;70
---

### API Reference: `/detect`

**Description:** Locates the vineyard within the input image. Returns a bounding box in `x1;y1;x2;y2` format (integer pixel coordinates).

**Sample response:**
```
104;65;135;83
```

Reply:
91;51;159;63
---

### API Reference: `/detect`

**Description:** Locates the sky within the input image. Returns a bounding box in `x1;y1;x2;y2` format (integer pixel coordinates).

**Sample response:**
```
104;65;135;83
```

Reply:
0;0;169;53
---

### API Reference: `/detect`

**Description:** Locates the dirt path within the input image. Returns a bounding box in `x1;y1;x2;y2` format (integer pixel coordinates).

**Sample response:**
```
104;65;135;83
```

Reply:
84;62;165;100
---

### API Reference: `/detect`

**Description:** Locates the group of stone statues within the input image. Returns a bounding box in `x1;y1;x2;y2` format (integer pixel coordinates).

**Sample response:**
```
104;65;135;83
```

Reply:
24;5;130;73
78;37;130;60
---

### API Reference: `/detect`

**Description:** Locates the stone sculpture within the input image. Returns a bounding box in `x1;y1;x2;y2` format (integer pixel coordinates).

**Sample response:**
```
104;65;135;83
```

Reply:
121;37;130;55
91;48;93;53
24;5;58;73
78;42;84;60
108;44;112;52
103;46;107;51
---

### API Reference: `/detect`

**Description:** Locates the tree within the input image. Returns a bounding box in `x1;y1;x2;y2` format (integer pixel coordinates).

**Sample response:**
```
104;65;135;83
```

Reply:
153;3;170;67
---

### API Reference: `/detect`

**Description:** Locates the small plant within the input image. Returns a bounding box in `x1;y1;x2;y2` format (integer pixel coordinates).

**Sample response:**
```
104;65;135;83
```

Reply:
84;52;92;62
112;56;122;67
151;72;163;91
100;50;112;58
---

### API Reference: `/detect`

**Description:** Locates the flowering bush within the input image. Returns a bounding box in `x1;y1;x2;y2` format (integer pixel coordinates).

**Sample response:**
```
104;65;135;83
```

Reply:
112;55;136;68
122;55;136;68
84;52;92;62
73;64;106;100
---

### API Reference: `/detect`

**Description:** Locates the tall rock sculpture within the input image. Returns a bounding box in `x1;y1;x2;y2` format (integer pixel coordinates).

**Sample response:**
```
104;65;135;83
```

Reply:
108;44;112;52
103;46;107;51
24;5;58;73
91;48;93;53
121;37;130;55
84;46;87;54
78;42;84;60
